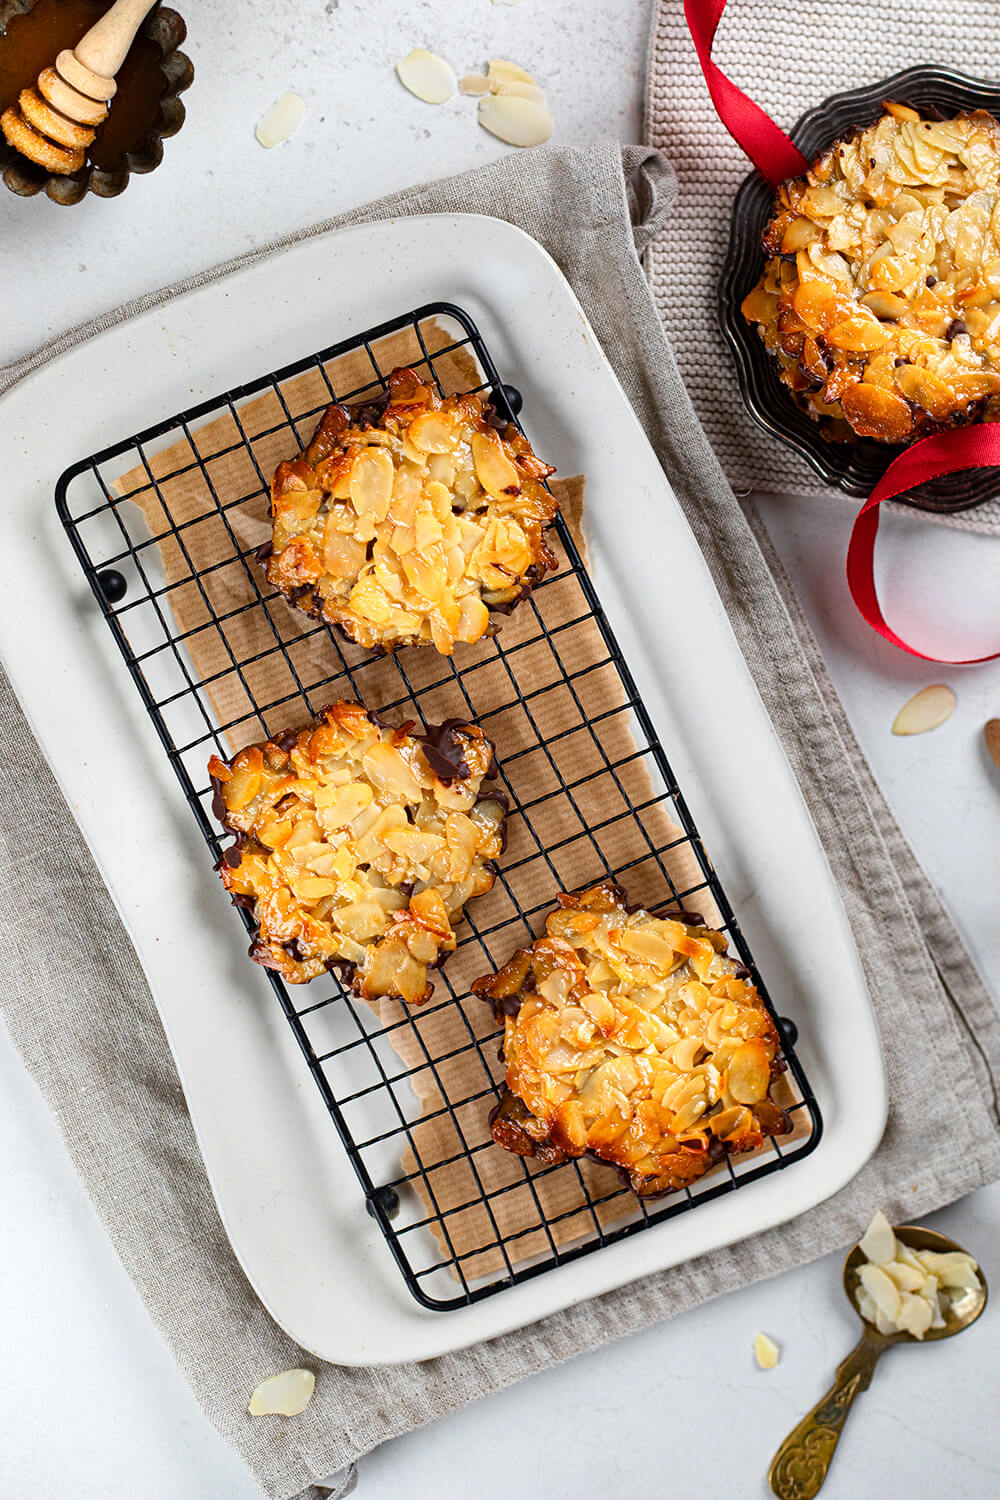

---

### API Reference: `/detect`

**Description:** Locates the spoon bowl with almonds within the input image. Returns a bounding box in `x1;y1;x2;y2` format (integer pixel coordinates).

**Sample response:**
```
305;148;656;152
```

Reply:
768;1212;986;1499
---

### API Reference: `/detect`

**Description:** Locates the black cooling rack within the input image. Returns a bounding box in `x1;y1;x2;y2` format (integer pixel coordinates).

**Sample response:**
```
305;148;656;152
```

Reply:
55;301;822;1311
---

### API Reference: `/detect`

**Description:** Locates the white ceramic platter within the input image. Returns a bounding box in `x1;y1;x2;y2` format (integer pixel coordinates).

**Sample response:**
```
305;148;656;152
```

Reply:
0;215;886;1364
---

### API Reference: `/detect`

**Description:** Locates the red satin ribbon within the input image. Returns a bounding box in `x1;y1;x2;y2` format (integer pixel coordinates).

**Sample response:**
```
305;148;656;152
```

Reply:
847;426;1000;663
684;0;808;183
684;0;1000;662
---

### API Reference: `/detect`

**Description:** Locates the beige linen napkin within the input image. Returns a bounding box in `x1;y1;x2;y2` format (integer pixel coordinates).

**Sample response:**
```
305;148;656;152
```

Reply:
2;142;1000;1500
645;0;1000;532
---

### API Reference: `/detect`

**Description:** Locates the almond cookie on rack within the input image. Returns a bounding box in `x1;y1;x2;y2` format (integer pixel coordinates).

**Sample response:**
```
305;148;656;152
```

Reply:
210;701;507;1003
474;879;791;1196
262;366;559;655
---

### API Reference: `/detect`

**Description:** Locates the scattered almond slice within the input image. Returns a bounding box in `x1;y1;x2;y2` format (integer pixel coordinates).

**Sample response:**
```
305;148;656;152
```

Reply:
248;1368;315;1417
396;48;456;105
496;81;546;102
985;718;1000;773
255;92;306;149
459;73;492;96
754;1332;780;1370
487;58;537;87
478;92;553;148
891;683;956;736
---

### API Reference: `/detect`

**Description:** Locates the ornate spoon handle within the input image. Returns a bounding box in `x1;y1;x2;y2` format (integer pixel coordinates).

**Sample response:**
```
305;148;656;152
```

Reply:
768;1327;885;1499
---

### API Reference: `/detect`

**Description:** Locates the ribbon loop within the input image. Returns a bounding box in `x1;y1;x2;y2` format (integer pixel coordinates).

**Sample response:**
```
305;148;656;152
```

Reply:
846;427;1000;664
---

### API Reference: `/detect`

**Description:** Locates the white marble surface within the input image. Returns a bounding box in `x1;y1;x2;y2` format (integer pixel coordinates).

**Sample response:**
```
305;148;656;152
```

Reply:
2;2;999;1496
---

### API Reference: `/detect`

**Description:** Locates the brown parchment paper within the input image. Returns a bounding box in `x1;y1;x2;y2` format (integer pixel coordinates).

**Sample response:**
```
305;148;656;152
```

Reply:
114;321;805;1286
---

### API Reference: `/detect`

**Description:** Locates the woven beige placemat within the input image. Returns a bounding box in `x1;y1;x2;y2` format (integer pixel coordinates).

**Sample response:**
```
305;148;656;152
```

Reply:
645;0;1000;533
2;142;999;1500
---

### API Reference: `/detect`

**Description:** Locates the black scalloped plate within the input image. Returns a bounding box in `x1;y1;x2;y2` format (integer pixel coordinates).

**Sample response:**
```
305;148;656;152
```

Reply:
720;65;1000;513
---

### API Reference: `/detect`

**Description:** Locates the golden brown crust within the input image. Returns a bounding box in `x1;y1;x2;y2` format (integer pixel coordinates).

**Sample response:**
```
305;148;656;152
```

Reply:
473;880;790;1197
742;105;1000;443
264;367;559;655
210;701;508;1002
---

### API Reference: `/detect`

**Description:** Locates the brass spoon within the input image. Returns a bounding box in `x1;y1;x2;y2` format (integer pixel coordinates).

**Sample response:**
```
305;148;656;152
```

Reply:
769;1225;987;1499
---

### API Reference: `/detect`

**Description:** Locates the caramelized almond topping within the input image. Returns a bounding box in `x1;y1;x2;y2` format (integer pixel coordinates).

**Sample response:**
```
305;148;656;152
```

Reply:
473;880;791;1196
266;367;558;655
743;108;1000;442
211;701;507;1003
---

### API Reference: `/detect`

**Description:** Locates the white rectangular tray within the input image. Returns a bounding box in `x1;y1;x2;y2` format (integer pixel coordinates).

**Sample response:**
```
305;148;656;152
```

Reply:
0;214;886;1364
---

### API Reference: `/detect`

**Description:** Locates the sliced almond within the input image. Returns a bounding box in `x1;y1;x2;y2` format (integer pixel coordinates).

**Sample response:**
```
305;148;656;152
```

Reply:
459;73;492;97
937;1259;982;1290
496;81;546;102
478;93;553;148
617;927;677;969
314;781;374;828
350;447;395;519
859;1263;902;1322
891;684;956;736
255;92;306;149
984;718;1000;772
781;216;822;253
754;1332;780;1370
859;290;909;320
839;382;913;442
726;1039;771;1105
897;1292;933;1338
792;278;844;331
856;1289;879;1324
470;429;521;497
873;1304;897;1336
858;1209;897;1264
826;315;889;352
883;1261;926;1293
396;48;456;105
248;1368;315;1417
884;100;921;123
894;364;956;420
487;58;537;87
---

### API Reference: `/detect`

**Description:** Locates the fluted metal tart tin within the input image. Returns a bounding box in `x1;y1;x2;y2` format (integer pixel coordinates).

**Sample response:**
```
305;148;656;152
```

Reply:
0;0;192;203
720;65;1000;514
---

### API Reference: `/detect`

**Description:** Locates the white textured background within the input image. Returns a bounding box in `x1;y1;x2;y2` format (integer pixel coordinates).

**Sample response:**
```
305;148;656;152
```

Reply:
0;0;647;363
2;2;1000;1497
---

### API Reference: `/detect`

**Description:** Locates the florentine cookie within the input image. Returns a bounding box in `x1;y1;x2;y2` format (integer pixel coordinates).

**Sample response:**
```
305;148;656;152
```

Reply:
263;366;559;654
743;105;1000;443
474;879;790;1196
210;701;507;1002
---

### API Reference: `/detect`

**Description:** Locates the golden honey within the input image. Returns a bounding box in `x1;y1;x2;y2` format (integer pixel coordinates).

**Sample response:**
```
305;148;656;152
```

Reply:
0;0;163;172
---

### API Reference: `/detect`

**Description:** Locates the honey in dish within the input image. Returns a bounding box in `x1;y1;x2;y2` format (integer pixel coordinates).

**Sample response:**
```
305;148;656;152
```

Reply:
0;0;164;173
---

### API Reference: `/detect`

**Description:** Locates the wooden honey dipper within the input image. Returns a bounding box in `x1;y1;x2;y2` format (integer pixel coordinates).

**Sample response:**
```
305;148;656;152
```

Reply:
1;0;158;176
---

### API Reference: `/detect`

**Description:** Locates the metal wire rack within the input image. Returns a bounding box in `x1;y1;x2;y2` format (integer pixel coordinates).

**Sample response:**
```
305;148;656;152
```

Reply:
55;301;822;1311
